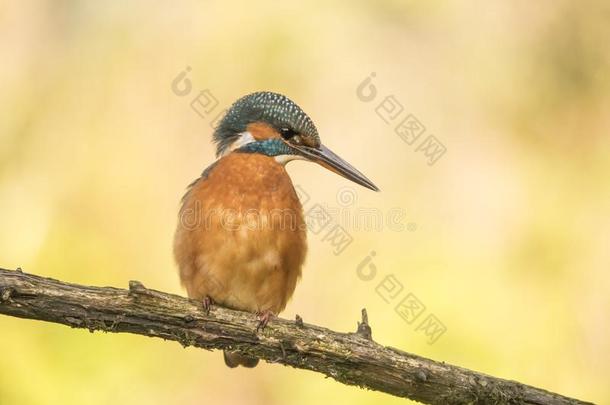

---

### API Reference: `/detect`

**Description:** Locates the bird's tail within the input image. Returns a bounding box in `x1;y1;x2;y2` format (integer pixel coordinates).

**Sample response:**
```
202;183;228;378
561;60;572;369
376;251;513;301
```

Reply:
223;350;259;368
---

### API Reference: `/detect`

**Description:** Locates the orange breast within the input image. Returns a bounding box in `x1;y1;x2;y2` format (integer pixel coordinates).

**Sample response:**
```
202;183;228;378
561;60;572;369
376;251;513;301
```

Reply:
173;152;307;314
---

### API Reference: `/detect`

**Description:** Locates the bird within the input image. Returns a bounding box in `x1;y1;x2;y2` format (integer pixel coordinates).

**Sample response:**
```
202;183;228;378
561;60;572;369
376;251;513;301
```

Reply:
173;91;378;368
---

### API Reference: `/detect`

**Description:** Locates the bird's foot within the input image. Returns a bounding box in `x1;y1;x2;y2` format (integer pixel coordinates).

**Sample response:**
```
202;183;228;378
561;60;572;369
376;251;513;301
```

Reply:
255;310;275;333
202;295;214;315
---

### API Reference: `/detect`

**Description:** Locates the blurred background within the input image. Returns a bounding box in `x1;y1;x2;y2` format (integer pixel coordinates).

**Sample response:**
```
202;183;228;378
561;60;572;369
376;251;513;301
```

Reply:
1;1;609;404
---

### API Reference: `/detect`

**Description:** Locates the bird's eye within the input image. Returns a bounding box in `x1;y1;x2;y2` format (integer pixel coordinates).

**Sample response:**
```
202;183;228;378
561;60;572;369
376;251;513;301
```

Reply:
279;127;297;140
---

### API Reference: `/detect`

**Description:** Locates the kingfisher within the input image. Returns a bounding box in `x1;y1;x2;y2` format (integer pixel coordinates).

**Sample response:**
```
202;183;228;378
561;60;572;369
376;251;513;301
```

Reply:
174;91;378;368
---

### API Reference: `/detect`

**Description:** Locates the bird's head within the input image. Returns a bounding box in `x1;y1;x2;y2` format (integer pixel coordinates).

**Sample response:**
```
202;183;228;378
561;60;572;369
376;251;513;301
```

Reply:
213;91;379;191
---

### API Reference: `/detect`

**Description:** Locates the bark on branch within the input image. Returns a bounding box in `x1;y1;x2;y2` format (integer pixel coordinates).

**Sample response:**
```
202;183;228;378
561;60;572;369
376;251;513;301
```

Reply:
0;268;592;405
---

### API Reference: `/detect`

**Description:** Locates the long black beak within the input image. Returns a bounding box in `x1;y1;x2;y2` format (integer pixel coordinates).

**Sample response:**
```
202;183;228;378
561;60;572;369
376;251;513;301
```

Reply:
294;144;379;191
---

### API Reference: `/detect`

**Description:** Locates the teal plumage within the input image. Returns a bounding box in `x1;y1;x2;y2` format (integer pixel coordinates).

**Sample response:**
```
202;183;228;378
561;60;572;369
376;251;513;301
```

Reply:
214;91;320;156
236;138;294;156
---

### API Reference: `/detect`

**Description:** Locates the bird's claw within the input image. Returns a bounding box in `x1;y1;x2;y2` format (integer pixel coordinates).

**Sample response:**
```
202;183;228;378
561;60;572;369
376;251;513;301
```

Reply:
202;295;214;315
256;310;274;333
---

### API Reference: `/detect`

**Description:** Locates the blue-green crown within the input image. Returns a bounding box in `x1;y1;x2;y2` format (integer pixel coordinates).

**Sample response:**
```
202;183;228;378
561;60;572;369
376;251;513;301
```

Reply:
213;91;319;156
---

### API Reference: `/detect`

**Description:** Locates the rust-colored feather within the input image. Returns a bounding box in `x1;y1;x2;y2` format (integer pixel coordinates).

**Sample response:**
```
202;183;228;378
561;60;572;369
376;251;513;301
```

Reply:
173;153;307;315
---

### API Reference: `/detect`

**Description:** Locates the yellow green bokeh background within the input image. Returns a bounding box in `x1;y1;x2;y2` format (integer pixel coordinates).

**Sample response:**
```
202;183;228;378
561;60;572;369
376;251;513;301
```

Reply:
1;1;609;404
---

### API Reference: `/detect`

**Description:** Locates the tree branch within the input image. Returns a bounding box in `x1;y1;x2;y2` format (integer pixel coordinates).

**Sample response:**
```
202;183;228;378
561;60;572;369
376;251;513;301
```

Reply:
0;268;593;405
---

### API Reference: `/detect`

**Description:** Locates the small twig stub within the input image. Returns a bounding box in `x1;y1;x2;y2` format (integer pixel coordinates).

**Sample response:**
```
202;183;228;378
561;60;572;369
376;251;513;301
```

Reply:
356;308;372;340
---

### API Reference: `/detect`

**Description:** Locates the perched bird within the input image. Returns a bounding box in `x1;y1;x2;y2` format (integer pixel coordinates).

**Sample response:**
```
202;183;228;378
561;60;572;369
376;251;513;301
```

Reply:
174;91;378;368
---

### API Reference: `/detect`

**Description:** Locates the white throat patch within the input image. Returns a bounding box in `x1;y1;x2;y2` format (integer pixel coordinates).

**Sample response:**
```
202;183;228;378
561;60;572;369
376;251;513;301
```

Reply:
274;154;307;165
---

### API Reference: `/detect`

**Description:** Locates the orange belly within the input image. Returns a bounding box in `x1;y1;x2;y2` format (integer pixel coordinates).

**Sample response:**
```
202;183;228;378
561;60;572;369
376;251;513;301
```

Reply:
173;153;307;314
